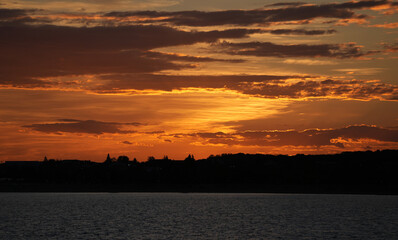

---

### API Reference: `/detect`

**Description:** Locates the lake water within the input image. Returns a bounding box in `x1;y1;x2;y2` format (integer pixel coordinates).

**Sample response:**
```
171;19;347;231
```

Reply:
0;193;397;239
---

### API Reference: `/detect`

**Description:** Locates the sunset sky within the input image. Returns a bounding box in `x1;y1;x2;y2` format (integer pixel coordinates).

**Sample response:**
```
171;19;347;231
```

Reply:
1;0;397;162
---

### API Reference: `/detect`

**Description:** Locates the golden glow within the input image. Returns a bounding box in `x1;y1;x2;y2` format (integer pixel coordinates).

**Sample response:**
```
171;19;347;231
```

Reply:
370;22;398;29
1;0;397;162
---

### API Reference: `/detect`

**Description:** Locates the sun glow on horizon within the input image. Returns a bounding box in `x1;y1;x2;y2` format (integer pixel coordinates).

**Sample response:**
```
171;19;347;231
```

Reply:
0;0;397;161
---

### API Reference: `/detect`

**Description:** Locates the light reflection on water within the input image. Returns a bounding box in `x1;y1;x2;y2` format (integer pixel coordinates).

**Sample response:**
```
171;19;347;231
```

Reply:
0;193;397;239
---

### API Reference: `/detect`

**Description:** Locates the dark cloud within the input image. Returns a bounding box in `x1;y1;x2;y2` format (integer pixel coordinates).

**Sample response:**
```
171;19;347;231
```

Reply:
143;131;165;134
23;119;141;134
383;42;398;52
335;0;390;9
0;8;41;25
122;141;133;145
214;41;372;59
94;74;397;101
0;48;244;86
263;28;336;35
94;74;295;92
178;125;398;148
0;49;190;87
0;8;29;19
0;24;257;86
143;51;244;63
2;49;188;79
104;0;390;26
1;24;259;52
236;79;398;100
265;2;306;7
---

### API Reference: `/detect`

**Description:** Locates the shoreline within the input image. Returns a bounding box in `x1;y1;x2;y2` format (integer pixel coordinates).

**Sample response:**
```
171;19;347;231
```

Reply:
1;183;397;195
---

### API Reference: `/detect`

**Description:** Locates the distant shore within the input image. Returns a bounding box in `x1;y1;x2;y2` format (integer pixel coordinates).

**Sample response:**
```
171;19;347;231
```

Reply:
1;183;397;195
2;150;397;195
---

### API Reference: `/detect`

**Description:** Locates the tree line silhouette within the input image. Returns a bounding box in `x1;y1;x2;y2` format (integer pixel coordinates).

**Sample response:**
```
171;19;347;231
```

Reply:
0;150;397;193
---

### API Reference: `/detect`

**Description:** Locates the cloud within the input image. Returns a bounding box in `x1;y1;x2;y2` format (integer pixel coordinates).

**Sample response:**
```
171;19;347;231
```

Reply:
0;49;189;87
369;22;398;28
95;74;296;92
333;68;385;75
89;74;398;101
224;99;398;132
1;0;181;12
3;1;392;27
382;42;398;53
336;0;391;9
263;28;336;35
265;2;306;7
2;1;395;28
0;48;244;87
143;131;165;134
235;79;398;100
23;119;142;134
104;0;392;26
0;8;43;25
1;24;258;52
214;41;375;59
0;8;29;19
142;51;244;63
0;24;257;86
4;65;396;101
175;125;398;148
283;59;337;65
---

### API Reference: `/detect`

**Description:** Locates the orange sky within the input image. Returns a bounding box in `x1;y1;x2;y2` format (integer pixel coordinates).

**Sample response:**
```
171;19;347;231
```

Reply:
0;0;397;162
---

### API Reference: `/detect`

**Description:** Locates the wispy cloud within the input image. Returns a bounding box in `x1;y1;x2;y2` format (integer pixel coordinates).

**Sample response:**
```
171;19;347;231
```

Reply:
262;28;336;35
23;119;142;134
92;74;398;101
369;22;398;28
283;59;337;65
0;24;257;86
1;0;182;12
171;125;398;148
103;0;394;26
214;41;375;59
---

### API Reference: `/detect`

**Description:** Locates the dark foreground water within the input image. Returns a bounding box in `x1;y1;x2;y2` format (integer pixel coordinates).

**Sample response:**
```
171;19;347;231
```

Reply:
0;193;397;239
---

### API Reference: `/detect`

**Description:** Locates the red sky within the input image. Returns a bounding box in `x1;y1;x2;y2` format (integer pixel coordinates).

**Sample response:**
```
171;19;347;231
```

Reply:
1;0;397;162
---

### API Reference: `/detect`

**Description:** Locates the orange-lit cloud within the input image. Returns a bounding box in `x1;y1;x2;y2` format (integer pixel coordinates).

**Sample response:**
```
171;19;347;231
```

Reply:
103;0;391;26
97;75;398;101
0;0;397;162
213;41;373;59
261;28;337;35
2;0;393;27
370;22;398;28
2;73;397;101
167;125;398;148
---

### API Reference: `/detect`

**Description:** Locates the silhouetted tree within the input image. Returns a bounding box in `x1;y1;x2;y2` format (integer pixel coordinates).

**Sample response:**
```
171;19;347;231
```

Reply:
184;154;195;162
104;153;112;164
117;155;129;164
1;150;397;194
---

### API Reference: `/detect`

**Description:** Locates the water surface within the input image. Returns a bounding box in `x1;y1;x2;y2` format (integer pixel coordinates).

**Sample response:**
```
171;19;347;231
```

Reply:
0;193;397;239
